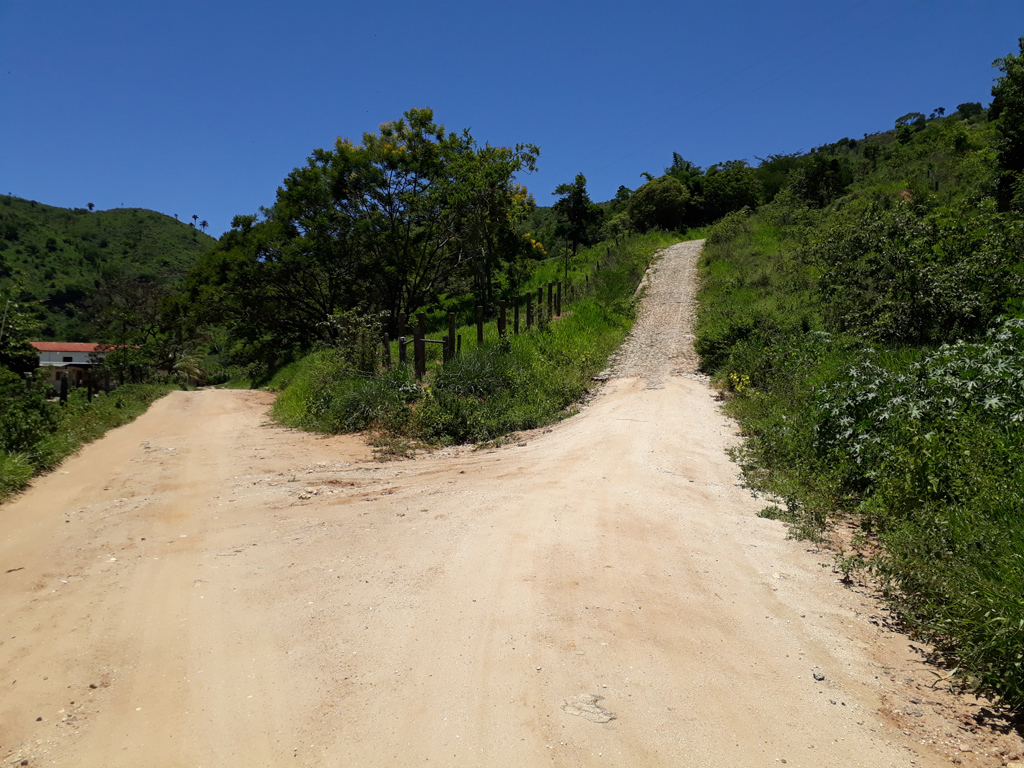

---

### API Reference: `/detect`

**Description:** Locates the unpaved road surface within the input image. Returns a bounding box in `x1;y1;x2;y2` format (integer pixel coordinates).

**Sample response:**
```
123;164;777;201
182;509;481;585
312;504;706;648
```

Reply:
2;242;1021;767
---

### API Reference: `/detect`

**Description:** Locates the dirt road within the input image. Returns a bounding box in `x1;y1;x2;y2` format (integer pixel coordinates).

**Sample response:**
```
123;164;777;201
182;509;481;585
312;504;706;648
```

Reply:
1;242;1017;767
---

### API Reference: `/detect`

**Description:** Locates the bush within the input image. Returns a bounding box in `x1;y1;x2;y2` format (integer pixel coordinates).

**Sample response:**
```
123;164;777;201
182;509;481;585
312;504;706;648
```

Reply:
272;352;419;433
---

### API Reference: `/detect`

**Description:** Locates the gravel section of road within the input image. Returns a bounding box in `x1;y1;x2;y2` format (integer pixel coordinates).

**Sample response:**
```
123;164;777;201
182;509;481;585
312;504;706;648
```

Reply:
602;239;706;386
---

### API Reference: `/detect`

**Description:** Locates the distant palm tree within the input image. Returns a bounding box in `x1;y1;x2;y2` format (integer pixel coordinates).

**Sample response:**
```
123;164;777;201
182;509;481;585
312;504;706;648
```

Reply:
199;220;209;233
192;214;199;227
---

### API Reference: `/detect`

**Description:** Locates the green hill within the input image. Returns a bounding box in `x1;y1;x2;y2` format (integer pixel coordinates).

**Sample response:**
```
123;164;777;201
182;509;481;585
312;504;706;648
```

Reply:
0;196;217;340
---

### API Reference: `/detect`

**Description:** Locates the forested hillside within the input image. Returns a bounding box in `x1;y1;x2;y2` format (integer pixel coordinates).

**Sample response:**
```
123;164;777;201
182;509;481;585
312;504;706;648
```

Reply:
0;196;216;340
694;42;1024;709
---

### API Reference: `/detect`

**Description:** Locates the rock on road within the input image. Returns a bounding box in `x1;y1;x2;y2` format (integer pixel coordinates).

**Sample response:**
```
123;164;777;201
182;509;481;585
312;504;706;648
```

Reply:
0;242;980;766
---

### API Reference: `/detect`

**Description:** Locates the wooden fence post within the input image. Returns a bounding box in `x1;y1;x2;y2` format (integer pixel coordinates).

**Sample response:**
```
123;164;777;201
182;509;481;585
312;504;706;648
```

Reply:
398;312;407;340
59;373;68;406
547;282;553;318
476;305;484;345
412;329;422;379
514;298;520;335
399;336;407;365
383;333;392;368
556;282;562;316
498;300;506;338
457;334;462;356
442;337;450;363
416;312;427;378
448;312;456;360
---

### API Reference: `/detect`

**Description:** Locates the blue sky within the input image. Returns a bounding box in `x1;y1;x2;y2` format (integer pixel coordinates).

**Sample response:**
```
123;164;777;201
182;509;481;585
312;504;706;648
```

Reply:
2;1;1022;236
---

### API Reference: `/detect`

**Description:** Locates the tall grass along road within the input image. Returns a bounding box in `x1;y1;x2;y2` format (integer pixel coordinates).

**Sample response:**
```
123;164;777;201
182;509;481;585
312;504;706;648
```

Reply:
1;243;1009;766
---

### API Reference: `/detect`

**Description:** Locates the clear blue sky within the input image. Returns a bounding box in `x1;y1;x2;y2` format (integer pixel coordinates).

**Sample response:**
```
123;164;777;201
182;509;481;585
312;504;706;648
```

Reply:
2;1;1021;237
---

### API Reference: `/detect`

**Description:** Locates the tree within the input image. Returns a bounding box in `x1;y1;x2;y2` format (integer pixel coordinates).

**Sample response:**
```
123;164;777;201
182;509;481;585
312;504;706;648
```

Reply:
699;160;762;223
895;112;926;129
627;176;690;232
192;214;199;227
442;138;539;308
664;153;702;188
551;173;603;276
956;102;984;119
188;108;540;357
788;155;853;208
200;219;209;233
991;37;1024;211
0;291;41;375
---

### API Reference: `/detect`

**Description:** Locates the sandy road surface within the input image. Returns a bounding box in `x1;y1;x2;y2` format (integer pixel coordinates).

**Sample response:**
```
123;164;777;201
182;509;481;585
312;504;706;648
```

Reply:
2;242;1018;767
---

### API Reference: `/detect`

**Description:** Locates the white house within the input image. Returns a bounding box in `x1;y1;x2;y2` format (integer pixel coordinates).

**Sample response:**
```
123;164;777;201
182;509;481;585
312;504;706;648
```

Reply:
29;342;109;391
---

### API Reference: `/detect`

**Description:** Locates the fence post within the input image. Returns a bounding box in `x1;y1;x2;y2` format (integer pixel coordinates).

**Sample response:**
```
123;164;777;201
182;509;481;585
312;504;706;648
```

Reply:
59;373;68;406
547;282;553;318
398;312;407;340
514;298;520;335
417;312;427;378
448;312;456;359
383;333;392;368
411;327;419;378
443;337;450;363
399;336;407;365
556;282;562;316
498;300;506;338
457;334;462;356
476;305;484;345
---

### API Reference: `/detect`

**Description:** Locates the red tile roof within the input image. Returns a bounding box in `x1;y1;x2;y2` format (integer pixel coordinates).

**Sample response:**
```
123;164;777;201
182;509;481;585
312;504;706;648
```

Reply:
30;342;106;353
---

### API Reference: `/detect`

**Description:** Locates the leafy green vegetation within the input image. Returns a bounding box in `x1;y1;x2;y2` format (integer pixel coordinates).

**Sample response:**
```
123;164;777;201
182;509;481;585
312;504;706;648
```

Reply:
0;196;216;340
694;40;1024;710
271;232;679;446
185;108;540;372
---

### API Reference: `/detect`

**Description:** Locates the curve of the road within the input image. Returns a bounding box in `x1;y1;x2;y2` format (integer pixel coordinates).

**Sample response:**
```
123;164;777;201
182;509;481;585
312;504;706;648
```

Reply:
1;241;1012;767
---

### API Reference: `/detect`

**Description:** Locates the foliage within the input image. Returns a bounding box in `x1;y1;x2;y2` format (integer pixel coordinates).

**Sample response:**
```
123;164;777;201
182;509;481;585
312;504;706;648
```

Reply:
0;196;215;340
991;37;1024;211
189;109;539;364
812;198;1024;344
627;176;690;232
551;173;604;258
0;291;42;373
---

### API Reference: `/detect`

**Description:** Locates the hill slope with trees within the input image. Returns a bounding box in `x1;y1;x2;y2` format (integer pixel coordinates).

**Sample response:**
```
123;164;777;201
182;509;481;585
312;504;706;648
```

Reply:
0;195;216;340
